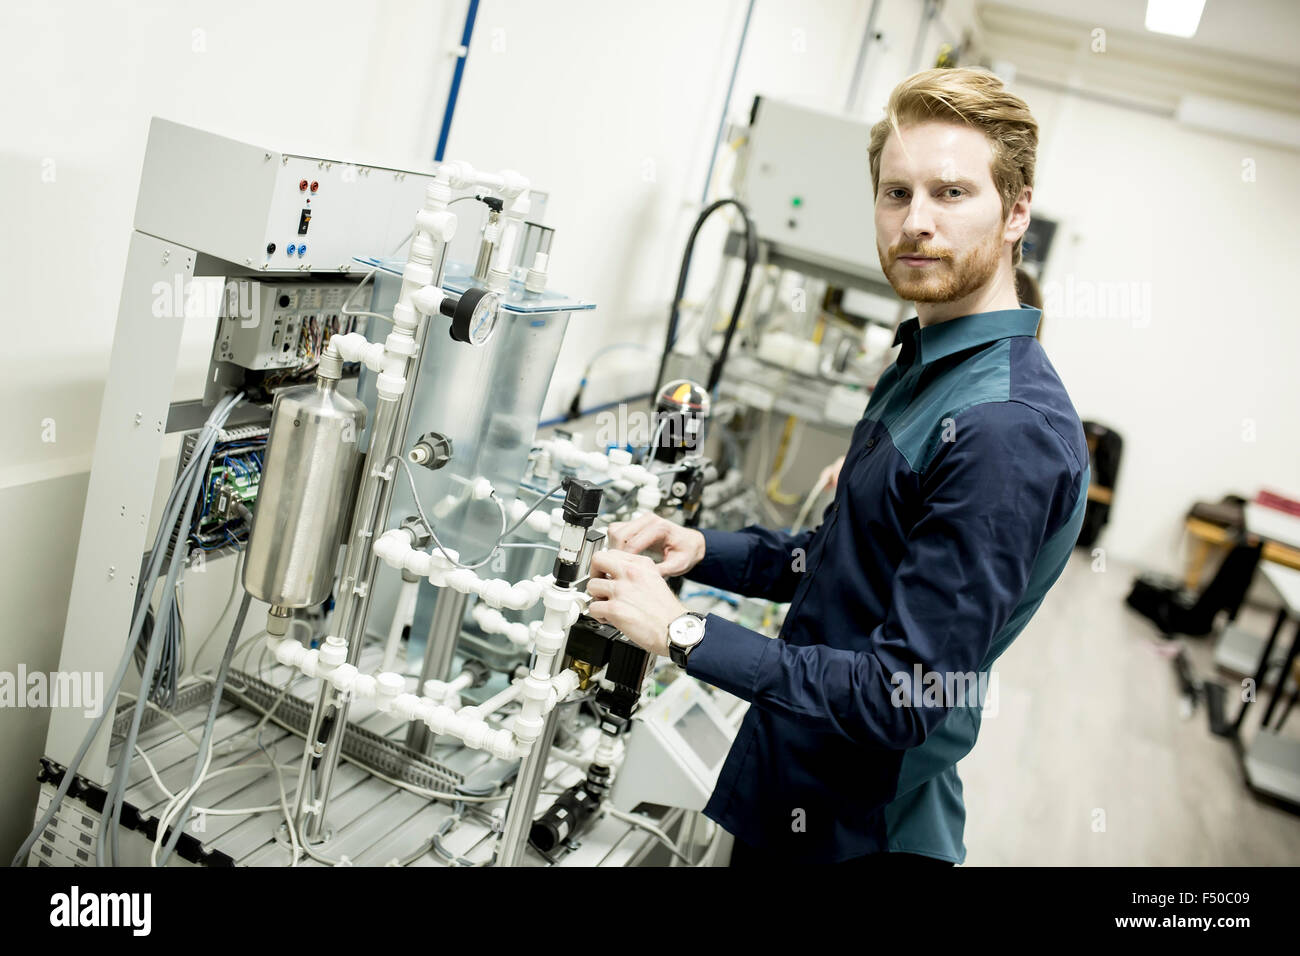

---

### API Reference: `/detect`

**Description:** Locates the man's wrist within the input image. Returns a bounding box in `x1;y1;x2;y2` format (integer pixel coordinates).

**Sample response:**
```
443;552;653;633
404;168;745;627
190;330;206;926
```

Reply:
684;529;707;572
667;611;707;667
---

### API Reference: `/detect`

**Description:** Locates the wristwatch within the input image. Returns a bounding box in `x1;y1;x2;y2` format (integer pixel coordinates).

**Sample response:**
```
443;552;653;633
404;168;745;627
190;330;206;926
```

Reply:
667;611;707;668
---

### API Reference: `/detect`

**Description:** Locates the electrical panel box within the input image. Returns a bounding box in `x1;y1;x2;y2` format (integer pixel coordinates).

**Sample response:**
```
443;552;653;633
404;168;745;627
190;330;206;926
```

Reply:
737;96;885;284
213;280;354;370
609;674;744;813
134;118;438;273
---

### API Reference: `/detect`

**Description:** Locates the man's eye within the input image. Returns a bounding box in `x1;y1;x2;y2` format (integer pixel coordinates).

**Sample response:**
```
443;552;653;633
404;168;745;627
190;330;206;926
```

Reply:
941;187;964;199
886;189;908;200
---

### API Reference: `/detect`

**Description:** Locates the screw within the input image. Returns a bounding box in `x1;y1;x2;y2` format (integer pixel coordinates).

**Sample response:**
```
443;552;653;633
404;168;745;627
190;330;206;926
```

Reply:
107;566;115;580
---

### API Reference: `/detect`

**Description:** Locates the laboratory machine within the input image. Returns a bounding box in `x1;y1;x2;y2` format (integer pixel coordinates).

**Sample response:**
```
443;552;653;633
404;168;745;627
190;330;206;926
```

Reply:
19;118;748;869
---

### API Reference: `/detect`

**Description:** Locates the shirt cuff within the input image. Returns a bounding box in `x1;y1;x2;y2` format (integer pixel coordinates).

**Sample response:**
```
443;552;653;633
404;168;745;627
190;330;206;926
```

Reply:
687;529;754;592
685;613;771;703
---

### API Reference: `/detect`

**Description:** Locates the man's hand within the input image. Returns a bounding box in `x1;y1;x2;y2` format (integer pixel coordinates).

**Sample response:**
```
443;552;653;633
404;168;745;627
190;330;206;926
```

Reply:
818;454;846;491
587;550;687;658
607;513;706;578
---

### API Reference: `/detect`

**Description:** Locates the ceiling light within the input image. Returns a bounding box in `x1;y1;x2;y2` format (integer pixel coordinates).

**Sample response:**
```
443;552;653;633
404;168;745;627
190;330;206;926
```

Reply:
1145;0;1207;38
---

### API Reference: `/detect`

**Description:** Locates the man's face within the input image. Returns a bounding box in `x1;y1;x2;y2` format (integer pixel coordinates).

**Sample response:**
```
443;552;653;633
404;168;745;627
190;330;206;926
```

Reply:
874;120;1011;304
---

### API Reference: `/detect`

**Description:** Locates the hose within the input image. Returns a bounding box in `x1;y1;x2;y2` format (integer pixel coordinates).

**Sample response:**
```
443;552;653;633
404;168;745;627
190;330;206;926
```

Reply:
10;391;242;868
153;592;251;866
654;198;759;398
101;391;244;865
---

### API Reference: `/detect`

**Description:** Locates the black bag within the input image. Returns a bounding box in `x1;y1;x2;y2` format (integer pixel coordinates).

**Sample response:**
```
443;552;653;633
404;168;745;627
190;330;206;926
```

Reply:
1125;538;1263;637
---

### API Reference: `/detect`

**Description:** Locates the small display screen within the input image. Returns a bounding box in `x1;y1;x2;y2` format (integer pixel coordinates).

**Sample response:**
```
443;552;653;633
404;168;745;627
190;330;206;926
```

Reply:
674;703;730;769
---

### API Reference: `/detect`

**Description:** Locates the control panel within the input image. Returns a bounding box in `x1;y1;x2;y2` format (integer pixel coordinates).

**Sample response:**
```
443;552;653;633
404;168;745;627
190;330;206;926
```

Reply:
213;280;355;371
134;118;437;273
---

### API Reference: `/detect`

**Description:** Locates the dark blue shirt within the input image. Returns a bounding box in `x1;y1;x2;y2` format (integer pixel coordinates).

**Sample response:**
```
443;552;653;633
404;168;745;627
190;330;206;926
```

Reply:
685;305;1089;862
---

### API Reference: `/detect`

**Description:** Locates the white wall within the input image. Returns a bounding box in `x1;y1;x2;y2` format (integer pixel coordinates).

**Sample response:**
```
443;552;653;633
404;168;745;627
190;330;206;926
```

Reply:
1015;81;1300;572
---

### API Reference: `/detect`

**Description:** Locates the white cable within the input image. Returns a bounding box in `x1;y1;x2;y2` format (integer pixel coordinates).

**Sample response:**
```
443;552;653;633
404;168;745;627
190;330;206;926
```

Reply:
134;746;292;815
151;745;214;867
190;550;245;676
261;736;301;868
393;455;513;570
601;806;693;864
113;693;202;748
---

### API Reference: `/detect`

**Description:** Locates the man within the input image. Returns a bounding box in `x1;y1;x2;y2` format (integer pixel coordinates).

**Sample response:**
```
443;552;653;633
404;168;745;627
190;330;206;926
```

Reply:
587;67;1088;865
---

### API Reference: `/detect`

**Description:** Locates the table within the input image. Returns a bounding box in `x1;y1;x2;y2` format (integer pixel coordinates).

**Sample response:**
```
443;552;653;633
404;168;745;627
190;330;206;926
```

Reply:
1245;503;1300;552
1184;509;1300;591
1255;564;1300;729
1237;562;1300;808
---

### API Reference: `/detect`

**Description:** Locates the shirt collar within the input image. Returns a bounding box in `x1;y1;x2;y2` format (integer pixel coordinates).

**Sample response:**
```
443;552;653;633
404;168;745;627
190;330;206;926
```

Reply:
893;305;1042;367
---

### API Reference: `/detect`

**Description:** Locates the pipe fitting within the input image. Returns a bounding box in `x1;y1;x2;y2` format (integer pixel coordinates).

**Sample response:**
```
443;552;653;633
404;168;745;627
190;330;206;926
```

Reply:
411;284;448;317
415;208;456;242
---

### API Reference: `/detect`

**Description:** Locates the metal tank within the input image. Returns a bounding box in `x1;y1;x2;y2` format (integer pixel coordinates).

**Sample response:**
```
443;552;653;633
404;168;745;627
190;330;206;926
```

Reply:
243;376;366;608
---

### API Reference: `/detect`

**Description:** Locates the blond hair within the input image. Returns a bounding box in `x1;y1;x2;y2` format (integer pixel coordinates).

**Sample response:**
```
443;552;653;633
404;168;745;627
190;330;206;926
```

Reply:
868;68;1038;266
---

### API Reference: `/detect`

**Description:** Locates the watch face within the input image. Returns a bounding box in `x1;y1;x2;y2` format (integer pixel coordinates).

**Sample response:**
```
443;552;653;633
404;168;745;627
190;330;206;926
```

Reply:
670;614;704;648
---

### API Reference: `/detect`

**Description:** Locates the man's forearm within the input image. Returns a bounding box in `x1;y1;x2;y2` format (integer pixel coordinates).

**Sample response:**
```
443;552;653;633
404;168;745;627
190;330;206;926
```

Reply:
686;526;815;602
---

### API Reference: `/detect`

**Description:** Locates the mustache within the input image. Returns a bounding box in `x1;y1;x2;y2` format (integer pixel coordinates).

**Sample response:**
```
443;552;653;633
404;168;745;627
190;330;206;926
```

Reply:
890;243;951;260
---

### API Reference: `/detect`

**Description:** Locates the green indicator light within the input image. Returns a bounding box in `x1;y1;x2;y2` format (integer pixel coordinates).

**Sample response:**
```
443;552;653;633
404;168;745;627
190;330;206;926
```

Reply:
791;196;802;207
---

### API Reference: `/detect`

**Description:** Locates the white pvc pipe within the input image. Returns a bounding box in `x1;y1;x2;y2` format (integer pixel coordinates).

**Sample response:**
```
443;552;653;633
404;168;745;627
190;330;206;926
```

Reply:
373;529;559;612
472;603;534;648
534;437;664;510
266;602;583;761
461;680;524;720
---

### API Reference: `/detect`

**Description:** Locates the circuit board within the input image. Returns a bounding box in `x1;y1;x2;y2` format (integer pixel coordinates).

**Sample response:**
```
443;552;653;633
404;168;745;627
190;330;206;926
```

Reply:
188;425;269;553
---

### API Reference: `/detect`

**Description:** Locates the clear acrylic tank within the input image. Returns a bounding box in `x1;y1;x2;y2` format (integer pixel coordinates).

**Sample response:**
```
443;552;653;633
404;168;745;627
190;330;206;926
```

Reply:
354;255;596;668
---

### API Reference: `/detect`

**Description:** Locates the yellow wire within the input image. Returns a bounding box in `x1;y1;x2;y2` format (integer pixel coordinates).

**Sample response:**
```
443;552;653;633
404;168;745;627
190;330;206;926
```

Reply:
764;315;827;506
764;416;803;506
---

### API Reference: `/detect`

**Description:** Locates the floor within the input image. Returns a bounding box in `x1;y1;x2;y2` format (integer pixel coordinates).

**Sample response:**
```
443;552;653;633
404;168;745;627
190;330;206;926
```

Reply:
960;549;1300;865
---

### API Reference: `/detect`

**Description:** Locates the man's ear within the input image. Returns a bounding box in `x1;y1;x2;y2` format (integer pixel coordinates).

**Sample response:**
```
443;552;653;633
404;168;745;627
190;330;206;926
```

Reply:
1004;186;1032;246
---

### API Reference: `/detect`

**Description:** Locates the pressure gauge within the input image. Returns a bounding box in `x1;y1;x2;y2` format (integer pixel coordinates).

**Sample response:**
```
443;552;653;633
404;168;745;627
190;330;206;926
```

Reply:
441;287;501;346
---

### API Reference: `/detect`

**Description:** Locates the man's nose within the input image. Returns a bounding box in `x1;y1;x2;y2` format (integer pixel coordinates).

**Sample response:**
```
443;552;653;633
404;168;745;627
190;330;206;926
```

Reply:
901;196;935;242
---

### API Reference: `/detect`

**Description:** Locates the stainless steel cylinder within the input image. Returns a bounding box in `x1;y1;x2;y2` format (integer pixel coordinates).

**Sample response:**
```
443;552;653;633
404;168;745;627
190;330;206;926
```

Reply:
243;378;366;608
475;209;500;282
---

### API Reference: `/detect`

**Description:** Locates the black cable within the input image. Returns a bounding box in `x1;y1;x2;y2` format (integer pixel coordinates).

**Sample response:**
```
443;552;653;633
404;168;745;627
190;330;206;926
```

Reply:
654;198;759;398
